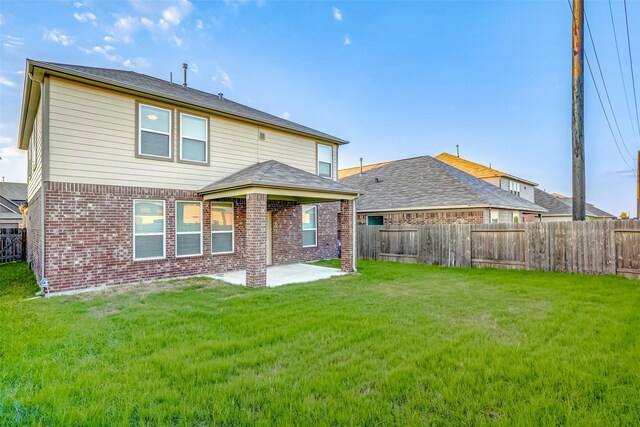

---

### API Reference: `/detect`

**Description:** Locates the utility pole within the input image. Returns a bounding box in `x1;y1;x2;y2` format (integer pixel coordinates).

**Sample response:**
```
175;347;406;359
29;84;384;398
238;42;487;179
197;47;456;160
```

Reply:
572;0;586;221
637;150;639;219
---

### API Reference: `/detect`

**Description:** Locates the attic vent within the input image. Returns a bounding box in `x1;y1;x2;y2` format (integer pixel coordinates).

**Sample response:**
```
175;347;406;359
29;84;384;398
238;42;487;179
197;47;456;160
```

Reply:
259;132;266;141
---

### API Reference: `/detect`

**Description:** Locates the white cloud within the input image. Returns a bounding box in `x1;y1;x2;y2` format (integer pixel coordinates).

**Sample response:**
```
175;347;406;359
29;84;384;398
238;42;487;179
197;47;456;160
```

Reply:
43;29;74;46
0;145;26;182
191;63;200;74
1;34;23;49
332;6;342;21
0;14;3;27
343;35;351;45
112;16;139;42
140;17;154;29
280;111;291;120
162;0;193;26
0;76;16;88
103;35;114;42
196;19;203;30
211;67;233;90
80;45;121;63
73;12;97;25
171;35;183;47
73;1;84;8
0;144;21;158
122;57;150;70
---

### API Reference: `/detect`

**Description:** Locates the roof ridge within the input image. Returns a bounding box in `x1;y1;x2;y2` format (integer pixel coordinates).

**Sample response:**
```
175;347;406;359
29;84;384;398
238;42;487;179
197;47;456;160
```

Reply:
428;157;491;203
255;160;278;181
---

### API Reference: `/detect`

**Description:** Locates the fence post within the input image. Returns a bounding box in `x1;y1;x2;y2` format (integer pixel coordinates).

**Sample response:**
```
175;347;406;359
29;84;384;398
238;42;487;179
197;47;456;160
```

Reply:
21;228;27;261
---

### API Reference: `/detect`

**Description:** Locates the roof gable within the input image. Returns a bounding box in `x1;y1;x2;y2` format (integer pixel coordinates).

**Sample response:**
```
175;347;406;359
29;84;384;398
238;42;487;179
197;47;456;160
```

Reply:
435;152;538;186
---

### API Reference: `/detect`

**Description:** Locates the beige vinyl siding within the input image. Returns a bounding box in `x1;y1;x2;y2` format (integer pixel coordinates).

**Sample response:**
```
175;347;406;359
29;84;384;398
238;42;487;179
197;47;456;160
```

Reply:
47;77;328;190
27;101;43;200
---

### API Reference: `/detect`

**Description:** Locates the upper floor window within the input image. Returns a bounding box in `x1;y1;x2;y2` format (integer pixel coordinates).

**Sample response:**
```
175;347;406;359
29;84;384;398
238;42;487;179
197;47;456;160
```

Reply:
317;144;333;179
139;104;172;159
180;113;208;164
509;180;521;197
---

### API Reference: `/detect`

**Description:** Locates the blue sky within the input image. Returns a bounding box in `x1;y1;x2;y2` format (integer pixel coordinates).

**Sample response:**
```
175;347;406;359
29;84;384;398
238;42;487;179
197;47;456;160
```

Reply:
1;0;639;216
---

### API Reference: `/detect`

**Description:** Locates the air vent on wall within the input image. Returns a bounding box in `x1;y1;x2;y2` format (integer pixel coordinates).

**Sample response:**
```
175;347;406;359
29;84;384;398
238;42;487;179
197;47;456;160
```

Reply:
259;132;266;141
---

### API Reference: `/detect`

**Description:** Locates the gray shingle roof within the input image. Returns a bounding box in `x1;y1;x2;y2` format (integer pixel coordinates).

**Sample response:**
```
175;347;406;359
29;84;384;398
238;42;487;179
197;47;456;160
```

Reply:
0;182;27;204
340;156;546;212
30;60;348;145
534;188;615;218
198;160;359;195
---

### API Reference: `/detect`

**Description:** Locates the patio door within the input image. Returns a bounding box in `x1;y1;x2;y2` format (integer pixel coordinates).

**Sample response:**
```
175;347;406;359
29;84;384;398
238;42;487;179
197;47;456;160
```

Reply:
266;211;273;266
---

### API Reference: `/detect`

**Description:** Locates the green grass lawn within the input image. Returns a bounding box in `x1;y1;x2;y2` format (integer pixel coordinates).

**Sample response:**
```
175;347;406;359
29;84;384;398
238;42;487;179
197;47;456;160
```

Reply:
1;260;639;426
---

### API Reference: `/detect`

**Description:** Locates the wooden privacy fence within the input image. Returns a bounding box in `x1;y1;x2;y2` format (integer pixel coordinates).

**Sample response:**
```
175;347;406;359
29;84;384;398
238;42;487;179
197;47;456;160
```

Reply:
0;228;27;263
357;220;640;278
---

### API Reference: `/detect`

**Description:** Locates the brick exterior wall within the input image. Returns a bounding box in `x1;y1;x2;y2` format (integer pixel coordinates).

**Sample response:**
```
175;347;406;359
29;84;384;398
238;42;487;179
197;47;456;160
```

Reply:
42;182;341;293
340;199;355;272
358;209;485;226
26;188;44;284
246;193;267;287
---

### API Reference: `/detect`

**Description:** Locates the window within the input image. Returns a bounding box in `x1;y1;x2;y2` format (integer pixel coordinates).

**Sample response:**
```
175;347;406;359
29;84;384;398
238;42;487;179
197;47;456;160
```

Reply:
176;201;202;257
180;113;208;163
302;205;317;247
367;215;384;225
211;203;234;254
512;211;520;224
317;144;333;179
134;200;165;260
490;209;499;224
139;104;171;159
509;180;521;197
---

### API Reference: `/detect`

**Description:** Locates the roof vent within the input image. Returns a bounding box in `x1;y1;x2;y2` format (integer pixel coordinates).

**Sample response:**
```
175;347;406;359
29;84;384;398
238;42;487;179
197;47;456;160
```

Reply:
218;93;224;100
182;63;188;88
374;177;382;183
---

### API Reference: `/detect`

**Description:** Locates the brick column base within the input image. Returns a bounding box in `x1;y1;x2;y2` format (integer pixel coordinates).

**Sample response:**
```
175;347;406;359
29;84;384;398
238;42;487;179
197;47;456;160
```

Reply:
340;199;356;272
246;193;267;287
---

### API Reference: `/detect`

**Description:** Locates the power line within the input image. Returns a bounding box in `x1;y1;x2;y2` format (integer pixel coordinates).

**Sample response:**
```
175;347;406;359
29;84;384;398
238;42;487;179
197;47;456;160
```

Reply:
624;0;640;141
566;0;636;173
584;8;635;160
585;54;636;172
609;0;640;147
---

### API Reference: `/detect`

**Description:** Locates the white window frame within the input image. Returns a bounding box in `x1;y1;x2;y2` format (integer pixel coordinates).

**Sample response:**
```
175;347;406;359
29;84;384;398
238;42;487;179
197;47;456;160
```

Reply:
317;144;333;179
490;209;499;224
211;202;234;254
138;103;172;159
302;205;318;248
509;180;521;197
179;112;208;164
175;201;203;258
133;199;166;261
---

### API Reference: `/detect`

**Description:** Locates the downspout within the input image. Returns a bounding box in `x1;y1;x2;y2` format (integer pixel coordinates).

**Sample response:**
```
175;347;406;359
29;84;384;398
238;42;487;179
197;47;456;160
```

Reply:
27;72;48;296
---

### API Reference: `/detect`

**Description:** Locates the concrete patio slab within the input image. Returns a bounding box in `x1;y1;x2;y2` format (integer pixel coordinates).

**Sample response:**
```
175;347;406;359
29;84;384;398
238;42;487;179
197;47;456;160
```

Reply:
208;263;347;287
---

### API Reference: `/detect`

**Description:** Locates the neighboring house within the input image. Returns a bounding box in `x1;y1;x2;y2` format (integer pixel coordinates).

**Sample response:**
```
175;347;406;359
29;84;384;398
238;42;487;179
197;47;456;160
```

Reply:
534;189;616;221
18;59;358;293
339;156;546;225
434;152;538;203
0;182;27;228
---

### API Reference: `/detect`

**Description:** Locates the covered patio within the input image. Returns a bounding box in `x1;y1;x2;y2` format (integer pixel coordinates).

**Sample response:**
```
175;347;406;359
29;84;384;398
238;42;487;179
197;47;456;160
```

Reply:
198;160;360;287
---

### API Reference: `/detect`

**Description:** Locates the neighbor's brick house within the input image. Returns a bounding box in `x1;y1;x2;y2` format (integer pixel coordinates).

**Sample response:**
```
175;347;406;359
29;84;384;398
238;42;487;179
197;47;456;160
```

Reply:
19;60;358;293
339;156;546;226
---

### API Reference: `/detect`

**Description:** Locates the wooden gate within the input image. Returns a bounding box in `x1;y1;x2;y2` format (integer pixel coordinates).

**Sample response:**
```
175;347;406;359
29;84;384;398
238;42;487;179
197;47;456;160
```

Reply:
0;228;26;263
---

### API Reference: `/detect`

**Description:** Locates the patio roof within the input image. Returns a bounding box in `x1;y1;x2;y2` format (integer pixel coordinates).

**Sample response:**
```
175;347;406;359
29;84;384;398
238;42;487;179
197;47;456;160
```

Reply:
198;160;360;202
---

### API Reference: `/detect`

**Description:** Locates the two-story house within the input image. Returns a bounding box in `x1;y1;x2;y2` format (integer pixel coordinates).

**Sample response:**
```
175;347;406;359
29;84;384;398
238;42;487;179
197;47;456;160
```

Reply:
18;60;358;293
